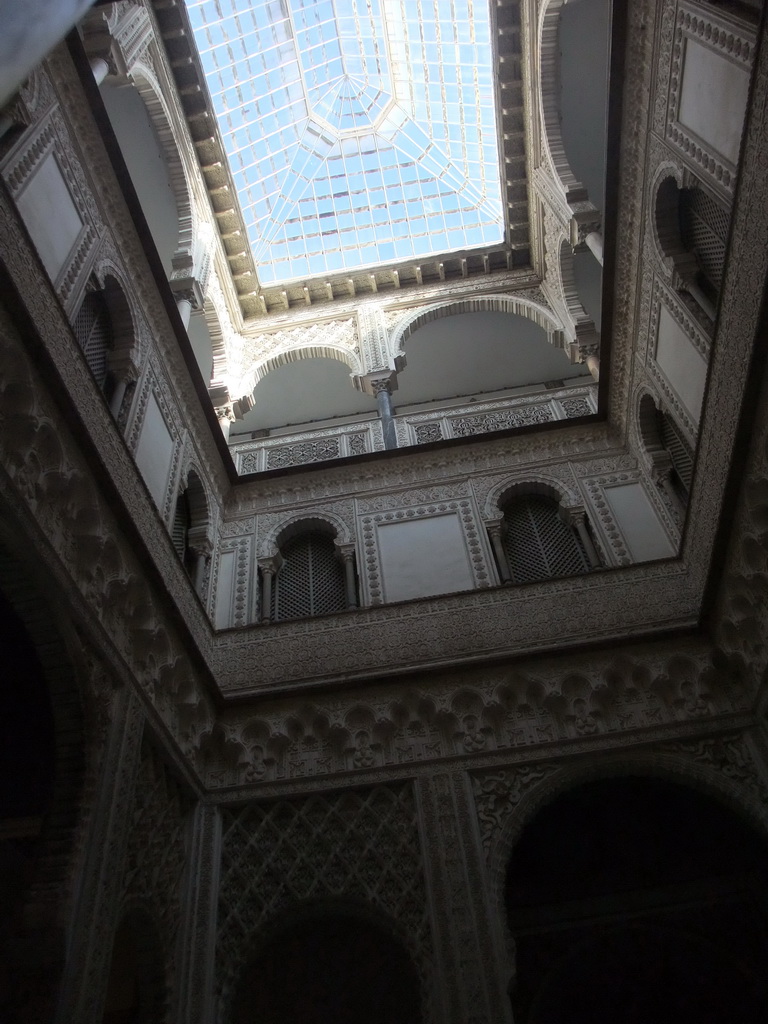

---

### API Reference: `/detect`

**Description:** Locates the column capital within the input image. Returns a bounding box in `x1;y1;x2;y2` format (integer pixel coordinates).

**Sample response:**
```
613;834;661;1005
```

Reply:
107;347;141;383
361;370;398;397
334;541;356;562
485;516;505;537
187;525;214;559
170;276;204;311
257;554;282;576
569;206;602;249
559;503;587;527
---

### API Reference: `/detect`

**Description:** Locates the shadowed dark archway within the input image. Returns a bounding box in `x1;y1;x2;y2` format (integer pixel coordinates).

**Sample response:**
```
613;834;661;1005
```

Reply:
232;909;422;1024
506;776;768;1023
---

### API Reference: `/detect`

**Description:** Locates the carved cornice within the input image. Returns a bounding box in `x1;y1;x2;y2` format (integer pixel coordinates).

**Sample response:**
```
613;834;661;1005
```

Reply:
196;635;753;792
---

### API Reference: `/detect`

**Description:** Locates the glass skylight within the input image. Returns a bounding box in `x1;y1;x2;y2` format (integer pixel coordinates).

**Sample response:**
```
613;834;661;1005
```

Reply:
185;0;504;285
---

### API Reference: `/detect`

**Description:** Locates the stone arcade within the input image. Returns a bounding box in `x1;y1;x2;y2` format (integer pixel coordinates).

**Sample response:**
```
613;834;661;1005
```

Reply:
1;0;768;1021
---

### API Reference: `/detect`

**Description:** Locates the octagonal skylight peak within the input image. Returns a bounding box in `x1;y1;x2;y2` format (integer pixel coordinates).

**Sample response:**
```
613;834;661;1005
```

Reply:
185;0;504;285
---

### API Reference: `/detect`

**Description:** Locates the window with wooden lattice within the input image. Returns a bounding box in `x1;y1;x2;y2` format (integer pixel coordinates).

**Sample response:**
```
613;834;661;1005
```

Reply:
680;187;729;304
172;490;191;567
501;495;590;584
272;531;347;621
660;411;693;502
73;290;114;391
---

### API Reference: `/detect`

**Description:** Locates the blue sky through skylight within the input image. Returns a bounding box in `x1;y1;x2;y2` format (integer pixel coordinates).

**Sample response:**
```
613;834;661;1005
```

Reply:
185;0;504;285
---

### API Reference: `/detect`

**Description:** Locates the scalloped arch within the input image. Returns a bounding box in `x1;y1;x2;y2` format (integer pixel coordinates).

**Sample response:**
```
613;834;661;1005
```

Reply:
485;473;580;518
249;344;364;399
261;510;355;557
483;749;768;961
538;0;586;199
390;294;566;365
130;62;197;264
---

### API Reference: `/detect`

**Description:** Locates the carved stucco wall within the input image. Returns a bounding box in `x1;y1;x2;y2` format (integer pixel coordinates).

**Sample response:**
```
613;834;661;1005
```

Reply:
1;2;768;1022
215;783;434;1022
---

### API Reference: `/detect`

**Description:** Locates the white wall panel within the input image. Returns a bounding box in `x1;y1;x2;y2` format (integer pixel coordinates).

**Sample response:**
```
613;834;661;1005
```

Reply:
655;306;707;425
377;514;475;603
604;483;676;562
135;392;174;510
679;38;749;165
16;153;82;280
214;549;236;629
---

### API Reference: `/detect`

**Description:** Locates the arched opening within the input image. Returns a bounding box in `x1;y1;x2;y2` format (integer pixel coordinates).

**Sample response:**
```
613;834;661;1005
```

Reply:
231;909;422;1024
655;175;729;319
0;588;56;1016
74;287;114;390
0;538;86;1022
171;471;210;594
557;0;610;208
506;776;768;1023
99;82;180;274
72;275;138;422
638;393;693;506
498;492;592;583
271;522;349;621
232;355;373;441
101;907;166;1024
395;311;588;411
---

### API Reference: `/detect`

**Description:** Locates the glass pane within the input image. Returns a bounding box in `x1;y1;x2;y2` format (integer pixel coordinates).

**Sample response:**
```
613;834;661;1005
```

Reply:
185;0;504;285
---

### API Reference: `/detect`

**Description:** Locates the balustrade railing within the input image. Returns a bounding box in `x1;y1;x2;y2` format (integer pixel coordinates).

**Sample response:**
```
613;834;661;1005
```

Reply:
231;384;597;474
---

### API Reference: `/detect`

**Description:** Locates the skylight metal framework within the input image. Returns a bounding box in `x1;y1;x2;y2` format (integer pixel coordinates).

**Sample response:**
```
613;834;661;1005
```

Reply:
185;0;504;285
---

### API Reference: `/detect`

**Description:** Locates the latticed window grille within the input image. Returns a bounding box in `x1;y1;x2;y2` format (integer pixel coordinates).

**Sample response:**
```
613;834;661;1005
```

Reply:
680;188;729;293
73;291;113;388
272;532;346;621
661;412;694;498
172;490;190;561
502;495;590;584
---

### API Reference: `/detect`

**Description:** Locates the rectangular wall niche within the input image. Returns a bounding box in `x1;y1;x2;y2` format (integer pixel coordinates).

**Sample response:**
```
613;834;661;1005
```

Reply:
603;482;676;562
16;152;83;281
377;513;475;603
134;392;175;510
678;36;750;167
655;305;707;425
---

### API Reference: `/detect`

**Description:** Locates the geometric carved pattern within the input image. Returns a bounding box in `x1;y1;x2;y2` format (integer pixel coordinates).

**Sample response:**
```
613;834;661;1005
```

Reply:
273;532;347;620
680;187;729;291
452;403;552;437
561;397;592;418
217;784;432;1015
661;411;694;494
122;743;190;963
266;437;341;469
502;495;589;583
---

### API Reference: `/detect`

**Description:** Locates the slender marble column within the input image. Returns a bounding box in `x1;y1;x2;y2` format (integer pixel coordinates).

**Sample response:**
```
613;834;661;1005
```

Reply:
90;57;110;86
416;772;513;1024
573;513;601;568
172;803;222;1024
373;381;398;450
338;547;358;608
259;561;278;622
687;280;717;321
585;230;604;266
108;378;127;421
487;520;512;583
176;294;193;329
